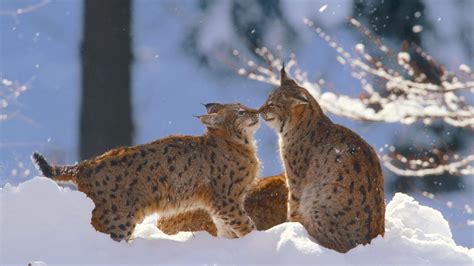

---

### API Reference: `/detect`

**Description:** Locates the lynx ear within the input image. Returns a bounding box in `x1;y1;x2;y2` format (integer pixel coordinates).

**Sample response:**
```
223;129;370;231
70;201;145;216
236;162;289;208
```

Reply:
280;64;288;86
280;63;299;87
203;102;224;114
290;91;309;121
289;90;309;105
198;114;224;128
291;103;307;121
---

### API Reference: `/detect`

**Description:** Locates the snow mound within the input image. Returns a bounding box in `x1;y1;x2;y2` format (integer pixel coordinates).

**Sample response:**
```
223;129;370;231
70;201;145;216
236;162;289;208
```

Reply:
1;177;473;265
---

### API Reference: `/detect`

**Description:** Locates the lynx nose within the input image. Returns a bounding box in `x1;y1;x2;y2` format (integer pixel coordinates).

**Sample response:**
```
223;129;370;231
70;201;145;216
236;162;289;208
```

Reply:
252;113;259;122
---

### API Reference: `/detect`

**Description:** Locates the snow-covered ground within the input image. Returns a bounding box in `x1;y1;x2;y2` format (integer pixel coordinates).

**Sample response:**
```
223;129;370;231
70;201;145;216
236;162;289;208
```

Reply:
1;0;472;252
1;177;472;265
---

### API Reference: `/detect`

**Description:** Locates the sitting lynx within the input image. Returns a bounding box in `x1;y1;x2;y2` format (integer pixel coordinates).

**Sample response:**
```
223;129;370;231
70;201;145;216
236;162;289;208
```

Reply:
32;103;260;241
157;174;288;235
259;67;385;253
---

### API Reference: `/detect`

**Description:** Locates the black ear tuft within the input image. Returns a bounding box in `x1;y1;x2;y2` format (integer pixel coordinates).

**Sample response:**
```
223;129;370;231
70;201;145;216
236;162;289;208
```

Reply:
280;63;287;86
280;63;299;87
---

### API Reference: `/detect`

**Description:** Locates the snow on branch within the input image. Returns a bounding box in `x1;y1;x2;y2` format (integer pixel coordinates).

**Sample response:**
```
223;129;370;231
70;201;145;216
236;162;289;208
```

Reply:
381;150;474;177
0;75;33;122
231;18;473;177
0;0;50;17
232;18;474;129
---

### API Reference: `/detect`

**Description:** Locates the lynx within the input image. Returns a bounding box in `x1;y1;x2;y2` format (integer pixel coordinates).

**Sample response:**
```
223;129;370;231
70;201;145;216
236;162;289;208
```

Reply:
32;103;260;241
157;173;288;235
259;67;385;253
156;104;289;236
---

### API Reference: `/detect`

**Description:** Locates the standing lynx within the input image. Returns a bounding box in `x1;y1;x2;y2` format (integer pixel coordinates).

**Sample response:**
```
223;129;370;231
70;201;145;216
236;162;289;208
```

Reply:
33;103;260;241
259;68;385;253
156;103;289;236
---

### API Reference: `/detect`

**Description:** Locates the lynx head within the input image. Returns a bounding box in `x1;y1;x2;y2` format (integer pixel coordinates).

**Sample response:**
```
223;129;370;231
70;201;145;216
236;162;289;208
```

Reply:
259;66;323;134
198;103;259;145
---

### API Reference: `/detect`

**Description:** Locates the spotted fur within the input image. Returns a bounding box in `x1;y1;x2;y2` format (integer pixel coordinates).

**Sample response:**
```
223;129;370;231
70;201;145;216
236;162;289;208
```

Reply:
157;174;288;235
259;68;385;253
32;103;260;241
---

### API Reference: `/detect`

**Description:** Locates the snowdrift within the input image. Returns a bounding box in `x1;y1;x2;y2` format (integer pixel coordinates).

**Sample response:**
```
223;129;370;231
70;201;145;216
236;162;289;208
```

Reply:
1;177;473;265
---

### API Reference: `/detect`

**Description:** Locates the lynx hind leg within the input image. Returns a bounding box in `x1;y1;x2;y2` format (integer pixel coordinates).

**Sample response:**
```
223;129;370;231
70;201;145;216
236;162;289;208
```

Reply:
92;198;139;242
156;213;189;235
157;210;217;236
91;206;109;234
300;184;363;253
304;210;354;253
108;209;138;242
211;200;256;238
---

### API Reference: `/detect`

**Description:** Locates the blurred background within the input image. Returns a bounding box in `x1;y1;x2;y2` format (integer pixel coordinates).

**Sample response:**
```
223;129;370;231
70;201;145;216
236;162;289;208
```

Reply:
0;0;472;247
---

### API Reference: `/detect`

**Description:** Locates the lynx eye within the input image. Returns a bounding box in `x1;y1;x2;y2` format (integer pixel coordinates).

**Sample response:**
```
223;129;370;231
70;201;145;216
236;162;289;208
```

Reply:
237;110;245;116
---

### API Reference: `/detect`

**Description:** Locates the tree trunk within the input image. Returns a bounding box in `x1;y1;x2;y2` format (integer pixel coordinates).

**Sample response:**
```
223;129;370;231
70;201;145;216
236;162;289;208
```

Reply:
80;0;134;159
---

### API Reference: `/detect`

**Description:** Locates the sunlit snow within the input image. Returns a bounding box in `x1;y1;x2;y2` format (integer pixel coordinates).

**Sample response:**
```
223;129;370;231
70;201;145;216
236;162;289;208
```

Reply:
1;177;473;265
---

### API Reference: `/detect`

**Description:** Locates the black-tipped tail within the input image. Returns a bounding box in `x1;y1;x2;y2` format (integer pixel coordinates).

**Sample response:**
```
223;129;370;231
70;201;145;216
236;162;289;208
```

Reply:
31;152;78;182
32;152;54;177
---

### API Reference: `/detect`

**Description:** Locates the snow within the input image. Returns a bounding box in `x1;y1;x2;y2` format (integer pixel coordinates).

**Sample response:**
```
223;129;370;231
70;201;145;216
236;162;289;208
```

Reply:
459;64;472;73
355;43;365;53
412;25;423;33
1;0;472;250
319;4;328;13
1;177;473;265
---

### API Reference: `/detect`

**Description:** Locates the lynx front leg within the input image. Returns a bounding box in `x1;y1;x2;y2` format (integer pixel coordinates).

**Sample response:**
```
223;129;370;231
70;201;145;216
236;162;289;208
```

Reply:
288;192;303;223
211;212;237;238
211;202;256;238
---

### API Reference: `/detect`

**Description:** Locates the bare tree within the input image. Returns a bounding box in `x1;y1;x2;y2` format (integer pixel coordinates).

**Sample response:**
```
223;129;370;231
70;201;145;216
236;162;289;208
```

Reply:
80;0;134;159
232;18;473;178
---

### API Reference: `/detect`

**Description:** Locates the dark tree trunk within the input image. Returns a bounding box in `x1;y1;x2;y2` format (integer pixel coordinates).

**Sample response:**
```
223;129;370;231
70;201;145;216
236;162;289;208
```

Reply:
80;0;134;159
